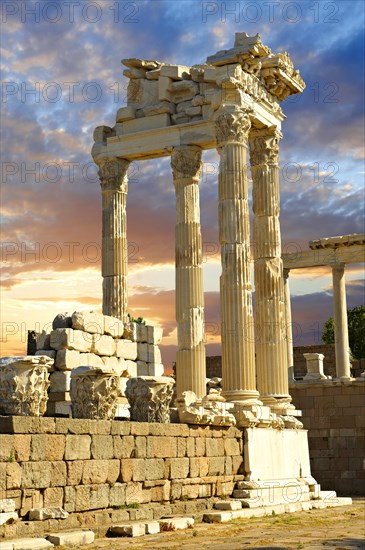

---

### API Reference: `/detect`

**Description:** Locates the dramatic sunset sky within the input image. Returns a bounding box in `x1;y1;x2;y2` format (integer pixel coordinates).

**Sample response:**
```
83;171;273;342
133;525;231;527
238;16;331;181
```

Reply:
1;0;364;368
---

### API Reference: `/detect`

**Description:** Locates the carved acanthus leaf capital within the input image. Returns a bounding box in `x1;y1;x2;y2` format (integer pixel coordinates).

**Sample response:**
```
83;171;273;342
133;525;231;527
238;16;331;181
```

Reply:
249;127;282;167
170;146;202;181
214;108;252;146
98;158;130;192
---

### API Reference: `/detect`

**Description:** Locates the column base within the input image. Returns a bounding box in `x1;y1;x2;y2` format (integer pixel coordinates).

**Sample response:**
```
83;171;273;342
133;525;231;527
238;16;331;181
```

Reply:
222;389;262;407
260;395;294;411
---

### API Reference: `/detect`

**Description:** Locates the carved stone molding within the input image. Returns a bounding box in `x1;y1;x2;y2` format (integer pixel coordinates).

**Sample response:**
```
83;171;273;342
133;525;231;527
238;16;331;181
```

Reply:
170;146;202;181
98;158;130;192
70;367;122;420
125;376;174;423
214;108;251;146
249;127;282;167
175;390;236;426
0;356;53;416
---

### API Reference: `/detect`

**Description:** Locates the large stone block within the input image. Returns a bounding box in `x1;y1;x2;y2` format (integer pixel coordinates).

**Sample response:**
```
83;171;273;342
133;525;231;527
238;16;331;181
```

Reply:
0;434;31;462
7;462;22;489
10;538;53;549
82;460;109;484
169;458;190;479
66;461;84;485
48;530;95;546
136;323;148;343
206;438;224;457
20;488;43;516
115;340;138;360
64;435;91;460
113;435;135;458
145;459;164;481
136;360;148;376
30;434;65;461
147;326;163;345
137;343;148;362
50;329;92;353
120;458;145;482
148;345;161;363
49;371;71;393
50;461;67;486
80;353;105;368
91;435;114;460
125;360;137;377
147;436;177;458
74;484;109;511
72;311;104;334
36;330;51;351
122;113;169;133
21;462;51;489
91;334;116;356
54;349;81;371
43;487;64;508
125;482;144;504
109;483;126;507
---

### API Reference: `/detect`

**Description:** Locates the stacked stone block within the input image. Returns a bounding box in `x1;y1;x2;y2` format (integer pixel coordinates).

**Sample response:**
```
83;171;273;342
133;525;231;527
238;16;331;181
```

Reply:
291;381;365;495
0;418;244;538
35;312;164;416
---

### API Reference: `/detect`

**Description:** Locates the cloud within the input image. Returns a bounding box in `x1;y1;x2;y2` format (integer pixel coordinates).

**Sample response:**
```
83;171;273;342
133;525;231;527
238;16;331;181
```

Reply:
1;1;364;360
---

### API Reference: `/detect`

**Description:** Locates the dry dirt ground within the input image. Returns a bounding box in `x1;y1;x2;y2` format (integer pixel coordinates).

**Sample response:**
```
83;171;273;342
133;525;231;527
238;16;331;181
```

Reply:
76;498;364;550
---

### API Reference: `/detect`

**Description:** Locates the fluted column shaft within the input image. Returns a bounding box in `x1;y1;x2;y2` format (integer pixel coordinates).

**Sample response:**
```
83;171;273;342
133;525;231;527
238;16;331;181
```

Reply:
171;146;206;400
332;264;351;379
98;158;130;322
214;107;260;405
249;128;291;408
283;268;295;382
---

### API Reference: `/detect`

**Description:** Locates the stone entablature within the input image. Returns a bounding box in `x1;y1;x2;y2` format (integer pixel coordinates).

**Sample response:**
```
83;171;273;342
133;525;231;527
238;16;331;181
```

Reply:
92;32;305;412
282;233;365;381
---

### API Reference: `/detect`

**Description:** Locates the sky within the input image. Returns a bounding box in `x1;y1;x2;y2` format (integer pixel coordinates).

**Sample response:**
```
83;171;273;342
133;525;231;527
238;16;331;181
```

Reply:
1;0;364;369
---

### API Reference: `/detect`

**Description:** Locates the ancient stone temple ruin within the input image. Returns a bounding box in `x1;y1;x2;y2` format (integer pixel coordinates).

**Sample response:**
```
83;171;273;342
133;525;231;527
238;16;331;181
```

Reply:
0;33;355;546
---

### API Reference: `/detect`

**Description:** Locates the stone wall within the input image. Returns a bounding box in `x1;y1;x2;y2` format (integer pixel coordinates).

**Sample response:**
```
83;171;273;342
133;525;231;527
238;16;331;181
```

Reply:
293;345;364;379
290;381;365;496
0;417;244;533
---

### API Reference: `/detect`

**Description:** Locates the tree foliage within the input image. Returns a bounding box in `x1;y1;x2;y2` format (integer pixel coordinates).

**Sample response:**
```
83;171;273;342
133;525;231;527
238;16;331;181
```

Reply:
321;305;365;360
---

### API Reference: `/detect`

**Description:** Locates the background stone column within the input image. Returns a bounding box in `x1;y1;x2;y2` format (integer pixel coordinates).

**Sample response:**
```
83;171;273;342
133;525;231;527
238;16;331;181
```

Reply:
214;107;260;406
332;264;351;379
283;268;295;382
98;158;130;322
171;146;206;400
249;127;292;409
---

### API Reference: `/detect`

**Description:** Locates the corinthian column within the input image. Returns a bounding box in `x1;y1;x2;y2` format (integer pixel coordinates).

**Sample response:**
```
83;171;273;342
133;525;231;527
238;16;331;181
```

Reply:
214;106;260;406
171;146;206;400
332;264;351;379
283;268;295;382
98;158;130;322
249;127;292;409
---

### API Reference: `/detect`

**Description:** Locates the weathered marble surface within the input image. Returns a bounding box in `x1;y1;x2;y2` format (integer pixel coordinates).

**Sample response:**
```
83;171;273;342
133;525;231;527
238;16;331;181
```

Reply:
70;366;123;420
125;376;174;423
0;356;53;416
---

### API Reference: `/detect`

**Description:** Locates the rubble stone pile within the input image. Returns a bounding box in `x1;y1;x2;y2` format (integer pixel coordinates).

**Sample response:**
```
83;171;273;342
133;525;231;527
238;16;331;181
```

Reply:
35;311;164;417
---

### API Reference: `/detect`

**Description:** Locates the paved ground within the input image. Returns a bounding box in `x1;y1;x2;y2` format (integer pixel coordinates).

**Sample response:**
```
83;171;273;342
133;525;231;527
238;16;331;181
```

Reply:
76;498;364;550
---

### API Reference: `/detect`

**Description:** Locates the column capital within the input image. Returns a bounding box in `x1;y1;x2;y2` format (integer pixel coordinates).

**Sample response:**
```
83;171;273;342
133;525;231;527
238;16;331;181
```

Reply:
170;145;202;181
214;106;252;147
98;157;130;193
332;263;345;275
249;126;282;167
